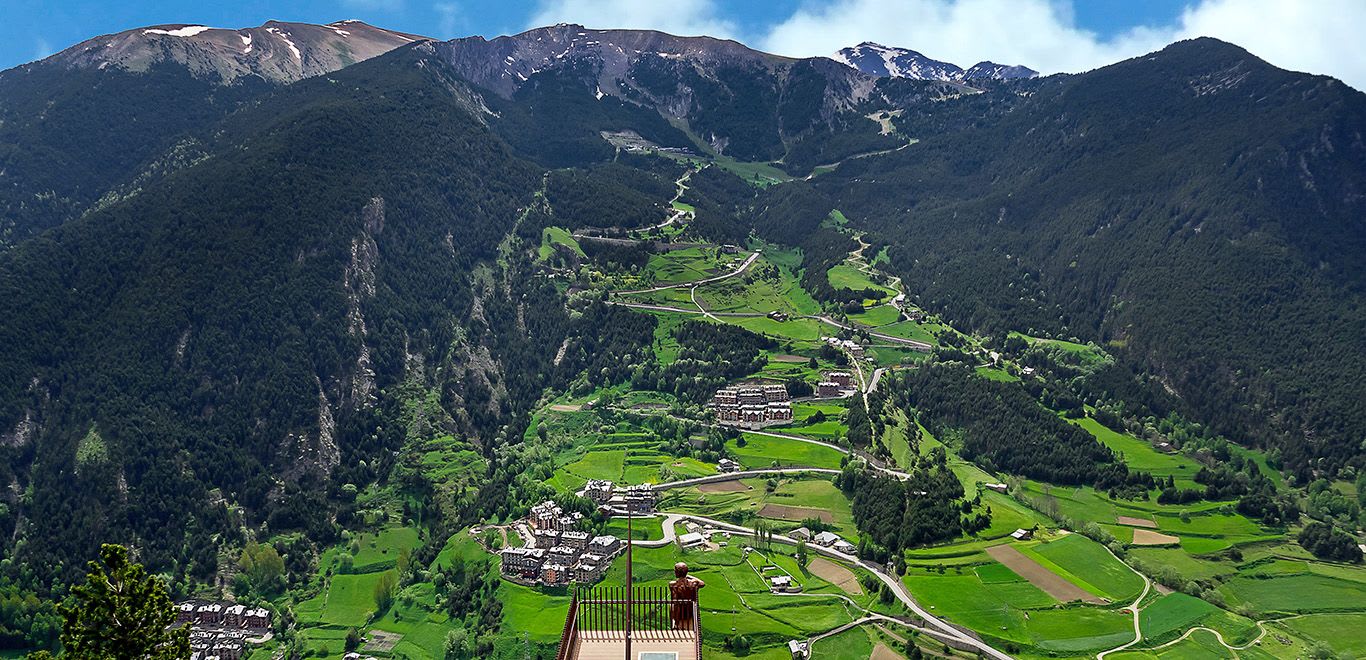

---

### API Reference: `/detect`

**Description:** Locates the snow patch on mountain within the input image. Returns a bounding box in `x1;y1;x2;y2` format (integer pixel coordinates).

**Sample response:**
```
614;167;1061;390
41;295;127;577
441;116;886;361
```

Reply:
832;42;1037;83
143;26;215;38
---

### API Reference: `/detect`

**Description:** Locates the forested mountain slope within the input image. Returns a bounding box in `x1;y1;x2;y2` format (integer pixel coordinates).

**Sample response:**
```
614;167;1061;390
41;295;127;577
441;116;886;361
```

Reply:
0;21;1363;633
0;45;549;583
810;38;1366;477
0;21;426;250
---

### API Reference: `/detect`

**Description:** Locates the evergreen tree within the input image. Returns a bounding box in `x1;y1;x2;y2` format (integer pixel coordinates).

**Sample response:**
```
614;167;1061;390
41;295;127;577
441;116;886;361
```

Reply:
57;544;190;660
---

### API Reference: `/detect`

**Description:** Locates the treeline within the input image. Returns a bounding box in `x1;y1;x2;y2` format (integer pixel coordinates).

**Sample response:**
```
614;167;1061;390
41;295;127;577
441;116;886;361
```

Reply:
545;162;675;230
633;321;775;403
837;447;987;559
581;240;654;272
1297;522;1363;563
433;555;503;657
0;587;59;652
895;365;1147;488
680;166;755;246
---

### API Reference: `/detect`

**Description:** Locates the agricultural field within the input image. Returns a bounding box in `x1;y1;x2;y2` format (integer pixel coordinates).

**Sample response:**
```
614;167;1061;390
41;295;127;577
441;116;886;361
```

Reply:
352;526;422;572
726;433;846;470
1010;332;1110;366
1281;613;1366;656
903;561;1135;652
693;255;821;316
667;474;859;541
849;303;903;327
876;318;947;345
639;246;747;286
1073;417;1203;488
537;226;584;261
827;263;897;298
1022;534;1146;602
974;365;1019;382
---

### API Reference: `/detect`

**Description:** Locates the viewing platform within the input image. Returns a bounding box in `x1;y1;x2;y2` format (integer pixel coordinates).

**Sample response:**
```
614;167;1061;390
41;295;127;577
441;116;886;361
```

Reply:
556;586;701;660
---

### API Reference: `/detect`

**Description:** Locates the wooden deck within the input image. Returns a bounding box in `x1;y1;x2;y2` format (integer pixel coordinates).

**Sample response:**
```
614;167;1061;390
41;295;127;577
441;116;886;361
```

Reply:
571;628;699;660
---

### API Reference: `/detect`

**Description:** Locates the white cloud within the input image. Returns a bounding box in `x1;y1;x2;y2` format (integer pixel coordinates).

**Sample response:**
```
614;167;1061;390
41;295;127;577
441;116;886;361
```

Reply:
759;0;1171;73
1174;0;1366;88
756;0;1366;90
33;37;53;61
434;2;462;38
526;0;737;38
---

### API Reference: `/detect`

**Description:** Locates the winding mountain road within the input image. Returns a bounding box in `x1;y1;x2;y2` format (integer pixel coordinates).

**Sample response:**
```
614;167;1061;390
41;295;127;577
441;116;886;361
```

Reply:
1095;546;1153;660
605;298;932;351
616;250;759;295
650;468;841;491
661;512;1011;660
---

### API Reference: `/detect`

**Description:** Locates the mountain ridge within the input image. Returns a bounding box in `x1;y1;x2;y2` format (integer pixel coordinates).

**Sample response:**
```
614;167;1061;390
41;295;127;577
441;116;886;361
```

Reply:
32;19;428;83
832;40;1038;81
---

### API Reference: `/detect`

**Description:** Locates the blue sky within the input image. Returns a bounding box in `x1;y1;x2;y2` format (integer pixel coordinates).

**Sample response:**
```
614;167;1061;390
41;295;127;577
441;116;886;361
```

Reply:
4;0;1364;89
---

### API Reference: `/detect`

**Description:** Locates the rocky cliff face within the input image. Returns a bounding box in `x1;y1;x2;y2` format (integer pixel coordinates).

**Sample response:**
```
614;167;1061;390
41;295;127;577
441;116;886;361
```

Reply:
44;20;428;83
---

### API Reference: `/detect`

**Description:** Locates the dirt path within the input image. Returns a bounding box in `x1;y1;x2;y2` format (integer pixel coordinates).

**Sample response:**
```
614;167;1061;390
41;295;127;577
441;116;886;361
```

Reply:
803;140;917;180
986;544;1103;604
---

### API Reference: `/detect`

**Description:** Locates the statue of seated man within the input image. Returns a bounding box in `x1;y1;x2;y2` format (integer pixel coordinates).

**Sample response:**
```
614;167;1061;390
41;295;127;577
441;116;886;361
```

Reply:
668;562;705;630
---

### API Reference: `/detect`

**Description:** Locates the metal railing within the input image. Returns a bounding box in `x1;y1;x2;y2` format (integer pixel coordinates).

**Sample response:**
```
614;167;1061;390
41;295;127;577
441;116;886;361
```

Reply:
555;586;702;660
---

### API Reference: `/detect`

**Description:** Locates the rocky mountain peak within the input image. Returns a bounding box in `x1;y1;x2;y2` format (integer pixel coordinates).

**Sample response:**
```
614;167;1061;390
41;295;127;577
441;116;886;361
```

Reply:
832;42;1037;82
37;19;429;83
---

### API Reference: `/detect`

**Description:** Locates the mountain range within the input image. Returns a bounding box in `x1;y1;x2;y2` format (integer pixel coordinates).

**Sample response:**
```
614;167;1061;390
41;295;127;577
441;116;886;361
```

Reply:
831;41;1038;81
0;17;1362;622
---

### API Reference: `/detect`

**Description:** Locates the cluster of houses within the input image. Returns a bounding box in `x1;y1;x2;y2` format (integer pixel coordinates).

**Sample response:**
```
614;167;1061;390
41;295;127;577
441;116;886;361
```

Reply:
788;528;857;555
709;382;793;429
582;479;657;515
173;601;271;660
822;336;867;361
500;499;626;587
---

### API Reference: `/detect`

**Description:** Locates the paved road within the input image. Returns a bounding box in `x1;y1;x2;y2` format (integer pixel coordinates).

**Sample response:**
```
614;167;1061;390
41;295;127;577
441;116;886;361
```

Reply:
802;140;916;180
1149;620;1271;653
616;250;760;295
1095;546;1153;660
651;468;841;491
665;512;1012;660
741;428;909;480
637;169;695;232
627;513;683;548
814;315;933;351
868;367;889;394
603;299;932;352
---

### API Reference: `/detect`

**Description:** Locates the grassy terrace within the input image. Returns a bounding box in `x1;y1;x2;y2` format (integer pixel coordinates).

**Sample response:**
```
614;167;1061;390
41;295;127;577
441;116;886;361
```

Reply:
728;433;846;470
538;226;584;261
